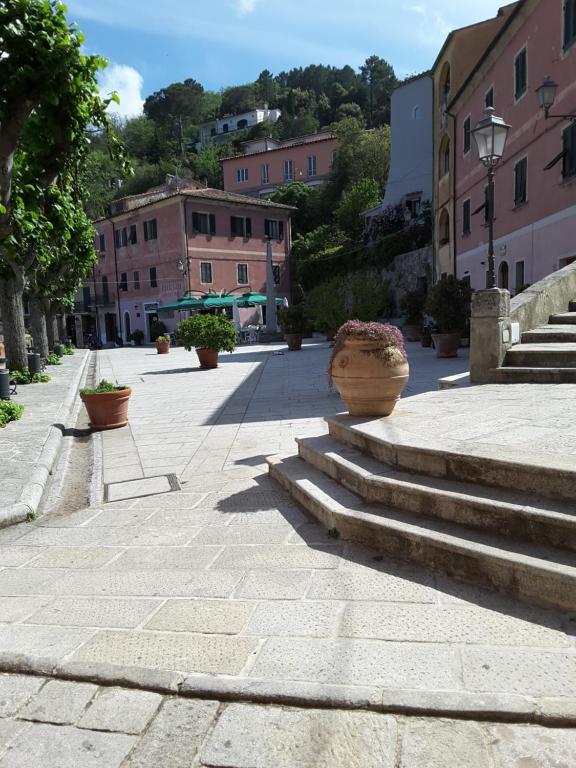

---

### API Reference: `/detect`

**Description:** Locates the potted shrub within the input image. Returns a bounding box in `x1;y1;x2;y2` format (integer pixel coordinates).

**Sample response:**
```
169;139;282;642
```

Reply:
399;290;426;342
130;329;144;346
80;379;131;430
330;321;409;417
150;319;168;341
176;314;236;369
155;335;170;354
278;304;307;351
425;276;472;358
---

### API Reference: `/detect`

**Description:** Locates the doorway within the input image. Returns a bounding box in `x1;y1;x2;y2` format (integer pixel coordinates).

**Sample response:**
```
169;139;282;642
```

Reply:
498;261;509;290
146;312;158;342
124;311;131;343
104;313;117;345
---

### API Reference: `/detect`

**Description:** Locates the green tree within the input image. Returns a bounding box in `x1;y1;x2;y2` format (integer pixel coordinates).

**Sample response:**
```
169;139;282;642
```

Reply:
268;182;322;236
220;84;258;116
359;55;397;127
143;79;205;157
335;178;381;240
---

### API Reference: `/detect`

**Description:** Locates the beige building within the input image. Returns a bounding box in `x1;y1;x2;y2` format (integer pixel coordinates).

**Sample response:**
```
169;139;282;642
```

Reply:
432;3;518;279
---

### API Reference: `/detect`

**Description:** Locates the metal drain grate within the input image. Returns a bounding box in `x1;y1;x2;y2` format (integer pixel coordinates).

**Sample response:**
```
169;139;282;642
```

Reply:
104;474;181;503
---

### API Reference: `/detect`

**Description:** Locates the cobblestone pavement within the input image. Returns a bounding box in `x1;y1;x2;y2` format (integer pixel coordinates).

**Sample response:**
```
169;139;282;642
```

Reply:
0;341;574;764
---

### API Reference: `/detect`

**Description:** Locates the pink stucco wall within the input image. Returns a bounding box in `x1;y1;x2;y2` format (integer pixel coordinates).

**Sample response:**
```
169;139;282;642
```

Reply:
454;0;576;292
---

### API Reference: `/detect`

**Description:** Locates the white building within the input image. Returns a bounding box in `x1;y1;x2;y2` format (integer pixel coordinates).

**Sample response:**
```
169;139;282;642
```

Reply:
196;105;281;149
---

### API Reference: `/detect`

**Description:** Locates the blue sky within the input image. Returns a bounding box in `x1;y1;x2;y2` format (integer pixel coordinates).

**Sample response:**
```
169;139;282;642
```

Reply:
66;0;509;117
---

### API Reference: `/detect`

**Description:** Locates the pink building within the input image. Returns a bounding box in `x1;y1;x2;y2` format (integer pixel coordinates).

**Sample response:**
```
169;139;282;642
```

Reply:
91;181;292;344
222;131;337;197
451;0;576;292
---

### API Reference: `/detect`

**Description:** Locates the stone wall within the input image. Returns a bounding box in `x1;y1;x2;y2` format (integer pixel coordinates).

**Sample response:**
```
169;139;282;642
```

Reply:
383;245;433;314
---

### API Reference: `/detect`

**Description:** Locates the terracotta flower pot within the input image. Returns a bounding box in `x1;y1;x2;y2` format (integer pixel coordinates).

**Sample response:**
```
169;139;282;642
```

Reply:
432;333;460;358
196;347;219;369
421;327;433;348
156;340;170;354
80;388;131;431
402;324;421;343
331;339;409;417
285;333;303;351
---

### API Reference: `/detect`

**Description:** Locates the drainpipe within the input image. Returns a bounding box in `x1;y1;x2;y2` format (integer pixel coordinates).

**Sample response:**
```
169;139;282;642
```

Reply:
105;216;122;343
180;198;192;296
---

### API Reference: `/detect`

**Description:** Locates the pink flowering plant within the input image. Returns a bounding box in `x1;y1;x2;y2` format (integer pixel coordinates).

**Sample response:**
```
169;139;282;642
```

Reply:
329;320;407;386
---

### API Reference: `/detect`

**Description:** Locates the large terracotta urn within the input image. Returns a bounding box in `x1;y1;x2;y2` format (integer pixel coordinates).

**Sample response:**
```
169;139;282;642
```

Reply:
331;339;409;417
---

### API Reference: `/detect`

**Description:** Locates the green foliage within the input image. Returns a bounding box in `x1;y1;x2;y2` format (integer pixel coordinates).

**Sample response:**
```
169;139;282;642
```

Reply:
306;278;348;336
425;276;472;334
63;346;75;355
278;304;307;334
220;84;258;116
400;290;427;324
335;179;381;241
0;401;24;428
31;373;50;383
130;329;145;344
9;369;32;385
155;335;170;344
176;314;237;353
45;352;61;365
269;183;322;237
348;270;391;321
150;319;167;341
80;379;128;395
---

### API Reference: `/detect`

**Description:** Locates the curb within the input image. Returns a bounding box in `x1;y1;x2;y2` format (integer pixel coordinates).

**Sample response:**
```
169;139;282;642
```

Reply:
0;654;574;726
0;350;90;529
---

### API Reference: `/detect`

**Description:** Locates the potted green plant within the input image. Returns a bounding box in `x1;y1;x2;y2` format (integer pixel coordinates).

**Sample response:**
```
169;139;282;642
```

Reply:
79;379;132;430
130;329;145;346
176;314;236;369
150;319;168;340
278;304;307;351
155;335;170;354
425;276;472;358
399;290;426;342
330;321;409;417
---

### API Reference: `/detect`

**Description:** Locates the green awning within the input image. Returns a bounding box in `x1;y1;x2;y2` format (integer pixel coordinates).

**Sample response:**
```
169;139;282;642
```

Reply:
159;292;286;312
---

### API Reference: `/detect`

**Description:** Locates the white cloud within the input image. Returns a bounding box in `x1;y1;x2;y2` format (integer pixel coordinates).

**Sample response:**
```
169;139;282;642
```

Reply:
235;0;260;14
99;63;144;118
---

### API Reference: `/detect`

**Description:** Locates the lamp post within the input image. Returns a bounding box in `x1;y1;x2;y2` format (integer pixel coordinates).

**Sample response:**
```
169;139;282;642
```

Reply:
536;76;576;121
265;236;278;333
472;107;511;289
177;257;192;296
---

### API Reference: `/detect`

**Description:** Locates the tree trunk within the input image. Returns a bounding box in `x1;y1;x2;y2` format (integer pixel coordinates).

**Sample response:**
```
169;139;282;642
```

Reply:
29;294;49;359
0;266;28;371
56;313;66;343
44;301;57;350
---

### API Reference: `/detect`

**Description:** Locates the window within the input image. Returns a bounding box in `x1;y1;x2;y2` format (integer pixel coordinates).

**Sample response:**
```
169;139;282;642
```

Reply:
485;87;494;108
98;233;106;252
514;157;528;206
115;228;127;248
102;277;109;304
237;118;248;130
236;168;249;183
563;122;576;179
230;216;252;238
264;219;285;241
133;271;140;290
405;196;421;218
82;286;91;310
514;47;527;100
515;260;525;293
237;263;248;285
307;155;317;177
129;224;137;245
283;159;294;181
463;116;471;154
498;261;509;290
565;0;576;49
412;106;423;120
192;212;216;235
440;139;450;177
200;262;212;284
149;267;157;288
331;150;337;166
261;163;270;185
144;219;157;241
222;123;229;133
272;264;281;285
462;199;471;235
120;273;128;292
439;209;450;245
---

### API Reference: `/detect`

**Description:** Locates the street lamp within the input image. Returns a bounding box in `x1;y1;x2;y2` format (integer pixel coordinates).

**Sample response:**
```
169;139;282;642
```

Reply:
177;257;192;296
472;107;511;289
536;76;576;121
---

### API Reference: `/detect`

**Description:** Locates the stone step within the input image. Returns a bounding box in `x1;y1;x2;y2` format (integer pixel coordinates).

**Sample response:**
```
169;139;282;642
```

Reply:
493;366;576;384
326;414;576;501
504;343;576;368
268;454;576;611
297;435;576;551
549;312;576;325
522;325;576;343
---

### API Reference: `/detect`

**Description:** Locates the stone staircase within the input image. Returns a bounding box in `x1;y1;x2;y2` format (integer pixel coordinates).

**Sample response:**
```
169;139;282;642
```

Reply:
495;298;576;382
269;414;576;611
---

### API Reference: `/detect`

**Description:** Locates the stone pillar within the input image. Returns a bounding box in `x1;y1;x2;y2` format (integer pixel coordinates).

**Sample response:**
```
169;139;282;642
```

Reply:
470;288;511;384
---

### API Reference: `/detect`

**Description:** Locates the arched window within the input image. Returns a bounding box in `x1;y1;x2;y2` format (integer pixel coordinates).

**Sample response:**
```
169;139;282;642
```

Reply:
498;261;509;290
222;123;229;133
412;106;423;120
439;137;450;177
439;209;450;245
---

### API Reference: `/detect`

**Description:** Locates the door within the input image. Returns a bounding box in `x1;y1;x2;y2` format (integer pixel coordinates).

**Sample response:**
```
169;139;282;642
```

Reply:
124;312;131;342
146;312;158;342
105;313;117;344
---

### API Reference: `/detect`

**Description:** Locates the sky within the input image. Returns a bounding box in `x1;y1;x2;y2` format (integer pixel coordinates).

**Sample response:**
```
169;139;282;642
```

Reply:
66;0;510;118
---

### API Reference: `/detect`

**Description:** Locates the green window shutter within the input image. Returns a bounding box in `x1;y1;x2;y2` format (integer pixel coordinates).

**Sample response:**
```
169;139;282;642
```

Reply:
192;212;200;233
264;219;270;238
209;214;216;235
245;218;252;238
278;221;284;241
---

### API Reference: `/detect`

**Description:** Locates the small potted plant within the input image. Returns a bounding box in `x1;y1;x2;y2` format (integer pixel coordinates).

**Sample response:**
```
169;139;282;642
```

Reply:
278;303;307;351
155;335;170;354
425;276;471;358
130;329;145;347
53;342;64;357
176;314;236;369
79;379;132;430
330;320;409;417
399;290;426;342
150;319;168;341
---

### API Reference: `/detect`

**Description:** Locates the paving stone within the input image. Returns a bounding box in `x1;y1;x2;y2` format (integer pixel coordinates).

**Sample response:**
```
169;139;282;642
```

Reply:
0;625;92;661
0;596;52;623
234;570;312;600
487;723;576;767
0;720;29;759
19;679;97;725
77;686;162;734
0;722;135;767
0;548;43;567
340;604;571;646
87;509;155;527
211;545;342;571
0;674;45;717
200;703;397;768
400;719;492;768
106;476;178;502
308;570;440;603
25;547;122;569
107;546;221;571
71;629;259;674
462;647;576;696
244;600;340;638
124;698;219;768
145;599;253;634
226;508;308;527
26;597;161;628
250;637;461;690
49;569;242;597
146;509;231;527
134;493;208;509
0;568;65;595
194;524;291;545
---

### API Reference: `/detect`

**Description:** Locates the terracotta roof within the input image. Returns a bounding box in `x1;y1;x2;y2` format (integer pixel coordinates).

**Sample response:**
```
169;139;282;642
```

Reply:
220;132;336;163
